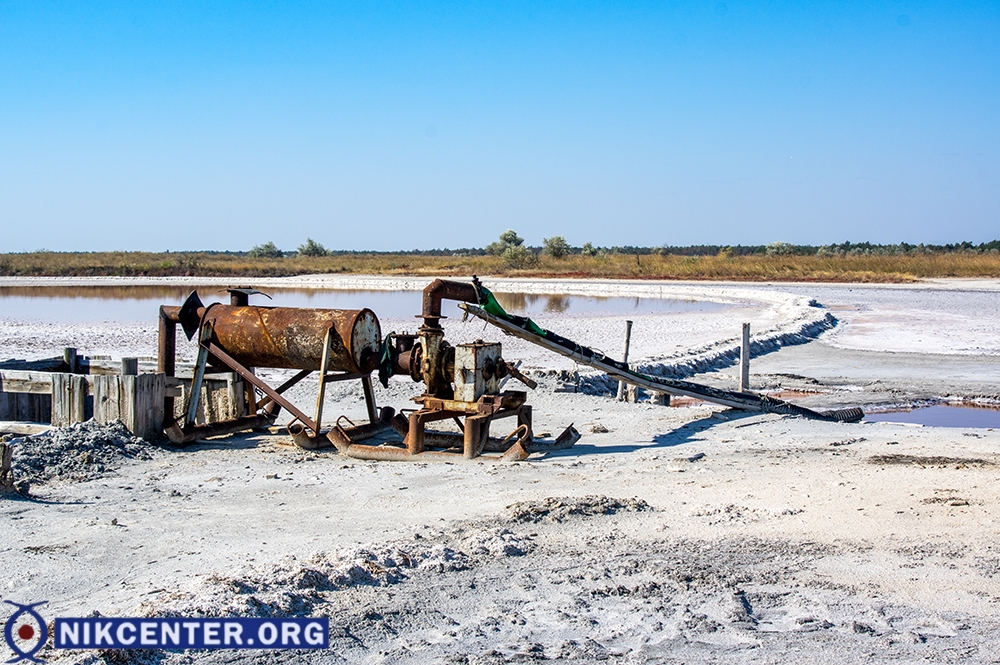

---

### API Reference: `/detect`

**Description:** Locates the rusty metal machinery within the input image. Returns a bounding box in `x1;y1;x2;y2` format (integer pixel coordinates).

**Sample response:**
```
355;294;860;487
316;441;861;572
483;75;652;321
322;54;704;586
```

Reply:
158;288;386;446
158;282;577;461
327;279;577;461
157;276;859;460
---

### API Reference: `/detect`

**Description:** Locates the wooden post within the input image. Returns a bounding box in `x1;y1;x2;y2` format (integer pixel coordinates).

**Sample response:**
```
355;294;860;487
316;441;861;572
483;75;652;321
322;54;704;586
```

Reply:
121;357;139;376
739;322;751;392
651;392;670;406
226;374;246;420
0;442;14;493
92;375;121;426
63;347;78;374
616;320;633;402
128;374;165;440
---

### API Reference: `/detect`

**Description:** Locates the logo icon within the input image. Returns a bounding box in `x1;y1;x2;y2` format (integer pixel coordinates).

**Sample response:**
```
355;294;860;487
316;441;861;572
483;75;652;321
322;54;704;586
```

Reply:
3;601;48;664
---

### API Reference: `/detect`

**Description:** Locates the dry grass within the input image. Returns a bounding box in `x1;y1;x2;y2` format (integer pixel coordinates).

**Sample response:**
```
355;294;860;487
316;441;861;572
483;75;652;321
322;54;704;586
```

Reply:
0;251;998;282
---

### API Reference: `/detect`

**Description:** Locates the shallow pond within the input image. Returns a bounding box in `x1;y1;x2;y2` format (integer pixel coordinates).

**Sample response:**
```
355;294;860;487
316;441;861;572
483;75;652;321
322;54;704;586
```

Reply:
0;285;729;324
865;404;1000;429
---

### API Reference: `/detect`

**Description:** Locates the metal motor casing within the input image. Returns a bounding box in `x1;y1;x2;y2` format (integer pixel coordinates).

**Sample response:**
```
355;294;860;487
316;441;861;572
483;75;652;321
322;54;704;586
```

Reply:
201;304;381;373
453;341;501;402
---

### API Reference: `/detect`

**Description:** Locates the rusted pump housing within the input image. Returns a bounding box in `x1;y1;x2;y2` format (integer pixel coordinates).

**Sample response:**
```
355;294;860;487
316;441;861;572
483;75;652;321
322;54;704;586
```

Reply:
327;278;579;462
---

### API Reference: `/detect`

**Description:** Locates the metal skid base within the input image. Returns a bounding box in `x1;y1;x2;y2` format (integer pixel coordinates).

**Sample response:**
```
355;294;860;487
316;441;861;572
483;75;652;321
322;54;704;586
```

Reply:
328;391;535;462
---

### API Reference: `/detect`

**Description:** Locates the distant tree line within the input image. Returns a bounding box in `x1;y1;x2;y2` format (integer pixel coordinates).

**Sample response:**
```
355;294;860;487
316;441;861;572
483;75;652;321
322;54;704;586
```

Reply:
246;235;1000;260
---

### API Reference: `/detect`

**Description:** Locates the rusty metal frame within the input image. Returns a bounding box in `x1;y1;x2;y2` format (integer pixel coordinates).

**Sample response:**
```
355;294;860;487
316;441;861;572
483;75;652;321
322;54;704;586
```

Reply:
206;341;318;431
166;324;383;445
328;391;536;462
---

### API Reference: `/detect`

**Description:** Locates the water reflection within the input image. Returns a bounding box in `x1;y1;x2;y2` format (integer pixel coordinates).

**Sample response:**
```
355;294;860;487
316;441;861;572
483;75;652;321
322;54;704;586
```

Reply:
495;292;570;313
0;285;728;324
864;404;1000;428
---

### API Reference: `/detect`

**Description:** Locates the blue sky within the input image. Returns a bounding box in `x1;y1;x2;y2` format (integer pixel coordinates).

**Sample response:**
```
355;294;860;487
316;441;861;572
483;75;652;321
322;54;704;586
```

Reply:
0;1;997;252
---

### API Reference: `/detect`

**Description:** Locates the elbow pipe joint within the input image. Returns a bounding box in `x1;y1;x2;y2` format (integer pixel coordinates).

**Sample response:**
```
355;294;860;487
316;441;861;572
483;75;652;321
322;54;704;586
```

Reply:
421;279;480;327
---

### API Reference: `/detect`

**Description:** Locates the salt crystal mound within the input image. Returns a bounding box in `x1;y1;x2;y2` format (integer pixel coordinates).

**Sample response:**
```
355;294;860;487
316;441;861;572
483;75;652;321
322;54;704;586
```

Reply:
506;495;652;523
7;420;155;488
133;496;651;619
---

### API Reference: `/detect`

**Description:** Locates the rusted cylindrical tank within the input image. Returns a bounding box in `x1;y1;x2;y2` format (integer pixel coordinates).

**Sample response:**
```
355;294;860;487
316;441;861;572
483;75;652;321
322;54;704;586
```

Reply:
201;305;381;373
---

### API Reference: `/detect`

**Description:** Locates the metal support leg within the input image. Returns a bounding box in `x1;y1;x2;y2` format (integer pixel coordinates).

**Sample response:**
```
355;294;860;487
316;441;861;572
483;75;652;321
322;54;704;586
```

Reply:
463;414;492;459
313;328;333;434
517;404;533;437
406;411;425;455
361;374;378;424
184;326;212;428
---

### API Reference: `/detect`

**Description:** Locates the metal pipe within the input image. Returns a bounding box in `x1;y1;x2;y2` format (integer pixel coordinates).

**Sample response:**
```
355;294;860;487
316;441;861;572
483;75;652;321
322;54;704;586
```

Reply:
460;302;863;422
165;414;276;445
421;279;479;327
158;305;179;425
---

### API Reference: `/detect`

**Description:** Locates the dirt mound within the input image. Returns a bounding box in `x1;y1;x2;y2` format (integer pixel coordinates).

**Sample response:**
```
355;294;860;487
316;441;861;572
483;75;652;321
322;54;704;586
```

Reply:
8;420;155;491
868;453;993;467
141;528;532;620
506;495;652;523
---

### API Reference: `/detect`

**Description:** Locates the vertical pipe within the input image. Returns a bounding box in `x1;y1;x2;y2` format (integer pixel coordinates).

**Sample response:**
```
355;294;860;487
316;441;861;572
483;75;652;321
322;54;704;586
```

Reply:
405;411;425;455
463;414;487;459
361;375;378;424
616;320;633;401
158;308;177;425
739;322;751;392
0;443;13;493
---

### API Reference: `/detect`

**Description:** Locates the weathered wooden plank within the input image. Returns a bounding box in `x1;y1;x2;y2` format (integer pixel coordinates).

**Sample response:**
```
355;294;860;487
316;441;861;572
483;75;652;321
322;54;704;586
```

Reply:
227;375;246;420
0;394;28;421
92;375;122;427
0;370;56;395
51;373;89;426
171;376;241;425
89;374;165;439
16;393;50;423
0;421;53;435
739;322;751;392
129;373;165;440
0;357;64;372
83;359;158;375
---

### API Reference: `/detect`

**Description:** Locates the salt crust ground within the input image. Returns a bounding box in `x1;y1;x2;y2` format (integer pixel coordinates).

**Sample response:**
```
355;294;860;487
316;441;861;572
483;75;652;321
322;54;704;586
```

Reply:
3;277;1000;664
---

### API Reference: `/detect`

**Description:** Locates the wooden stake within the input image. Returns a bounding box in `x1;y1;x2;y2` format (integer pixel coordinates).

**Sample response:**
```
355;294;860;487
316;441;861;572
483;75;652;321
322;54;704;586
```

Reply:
120;357;138;376
739;322;751;392
0;442;14;493
63;347;78;374
616;320;633;401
